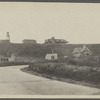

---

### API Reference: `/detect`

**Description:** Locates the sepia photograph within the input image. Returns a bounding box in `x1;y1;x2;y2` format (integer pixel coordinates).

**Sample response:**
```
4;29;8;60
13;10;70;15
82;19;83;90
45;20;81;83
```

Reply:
0;2;100;97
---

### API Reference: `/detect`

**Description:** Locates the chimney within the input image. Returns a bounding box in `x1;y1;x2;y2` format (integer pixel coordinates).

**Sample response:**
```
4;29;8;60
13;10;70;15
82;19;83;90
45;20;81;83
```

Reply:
83;44;86;49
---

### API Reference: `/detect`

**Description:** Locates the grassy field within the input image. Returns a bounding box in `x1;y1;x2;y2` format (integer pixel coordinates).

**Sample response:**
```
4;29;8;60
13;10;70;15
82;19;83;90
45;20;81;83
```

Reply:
1;43;100;58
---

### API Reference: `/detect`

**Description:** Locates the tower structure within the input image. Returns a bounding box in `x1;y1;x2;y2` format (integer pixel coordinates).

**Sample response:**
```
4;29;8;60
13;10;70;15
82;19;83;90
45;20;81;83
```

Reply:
6;32;10;43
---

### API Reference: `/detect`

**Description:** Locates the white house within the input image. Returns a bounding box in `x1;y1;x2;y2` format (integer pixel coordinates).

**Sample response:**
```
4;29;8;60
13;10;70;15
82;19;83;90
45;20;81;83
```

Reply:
45;53;58;60
72;45;92;58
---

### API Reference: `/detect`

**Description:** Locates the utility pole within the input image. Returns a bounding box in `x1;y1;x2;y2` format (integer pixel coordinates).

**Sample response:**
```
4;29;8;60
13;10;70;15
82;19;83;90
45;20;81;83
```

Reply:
52;49;54;54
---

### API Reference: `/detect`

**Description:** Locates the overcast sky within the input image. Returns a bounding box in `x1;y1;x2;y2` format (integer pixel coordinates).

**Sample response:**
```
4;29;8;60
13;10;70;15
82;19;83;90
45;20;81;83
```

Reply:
0;2;100;44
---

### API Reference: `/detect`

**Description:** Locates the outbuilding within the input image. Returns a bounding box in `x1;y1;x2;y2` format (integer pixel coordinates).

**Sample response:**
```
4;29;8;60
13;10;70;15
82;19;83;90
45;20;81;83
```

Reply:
45;53;58;60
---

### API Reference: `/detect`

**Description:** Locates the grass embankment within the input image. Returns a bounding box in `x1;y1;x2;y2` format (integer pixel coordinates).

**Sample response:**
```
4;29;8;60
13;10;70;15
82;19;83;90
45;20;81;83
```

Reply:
0;62;30;67
23;62;100;88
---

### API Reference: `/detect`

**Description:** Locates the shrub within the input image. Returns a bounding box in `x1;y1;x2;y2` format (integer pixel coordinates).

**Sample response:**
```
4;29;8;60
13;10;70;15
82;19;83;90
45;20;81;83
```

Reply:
67;56;100;67
28;62;100;84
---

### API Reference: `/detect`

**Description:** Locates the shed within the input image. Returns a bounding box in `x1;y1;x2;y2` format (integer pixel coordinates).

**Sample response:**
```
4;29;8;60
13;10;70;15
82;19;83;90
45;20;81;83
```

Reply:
45;53;58;60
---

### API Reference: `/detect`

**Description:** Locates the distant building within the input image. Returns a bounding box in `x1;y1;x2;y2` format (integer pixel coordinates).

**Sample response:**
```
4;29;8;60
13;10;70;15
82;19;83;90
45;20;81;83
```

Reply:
45;53;58;60
23;39;37;44
45;49;58;60
0;32;10;44
45;37;68;44
72;45;92;58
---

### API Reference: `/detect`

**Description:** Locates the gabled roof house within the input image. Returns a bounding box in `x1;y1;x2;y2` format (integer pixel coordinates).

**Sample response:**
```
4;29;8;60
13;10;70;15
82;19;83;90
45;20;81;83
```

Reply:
72;45;92;57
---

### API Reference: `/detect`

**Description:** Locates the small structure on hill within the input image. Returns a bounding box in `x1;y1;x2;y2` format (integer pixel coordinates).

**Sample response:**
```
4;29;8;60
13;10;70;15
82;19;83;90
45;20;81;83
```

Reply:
10;53;16;61
23;39;37;44
0;32;10;44
45;37;68;44
45;49;58;60
72;45;92;58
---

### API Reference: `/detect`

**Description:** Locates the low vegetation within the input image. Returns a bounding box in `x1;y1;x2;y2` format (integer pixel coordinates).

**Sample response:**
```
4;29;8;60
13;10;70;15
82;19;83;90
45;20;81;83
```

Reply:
27;57;100;85
0;43;100;58
0;62;30;67
67;56;100;67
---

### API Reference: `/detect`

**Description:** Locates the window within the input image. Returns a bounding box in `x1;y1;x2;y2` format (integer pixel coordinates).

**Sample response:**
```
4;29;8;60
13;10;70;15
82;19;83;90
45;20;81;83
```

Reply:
6;59;8;61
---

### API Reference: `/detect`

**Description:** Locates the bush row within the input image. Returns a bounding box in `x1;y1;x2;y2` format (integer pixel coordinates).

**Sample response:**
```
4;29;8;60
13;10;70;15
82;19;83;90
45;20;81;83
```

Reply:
28;62;100;84
67;56;100;67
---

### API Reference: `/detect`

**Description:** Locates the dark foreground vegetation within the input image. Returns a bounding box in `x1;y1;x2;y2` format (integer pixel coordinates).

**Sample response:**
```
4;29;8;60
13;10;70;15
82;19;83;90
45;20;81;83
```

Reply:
26;57;100;86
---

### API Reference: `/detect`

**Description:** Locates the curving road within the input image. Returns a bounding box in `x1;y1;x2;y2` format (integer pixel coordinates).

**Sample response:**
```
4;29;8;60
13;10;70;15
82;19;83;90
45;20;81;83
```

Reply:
0;65;99;95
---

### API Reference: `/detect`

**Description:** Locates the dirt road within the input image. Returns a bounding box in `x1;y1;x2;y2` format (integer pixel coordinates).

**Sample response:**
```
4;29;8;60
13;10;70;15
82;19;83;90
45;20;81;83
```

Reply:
0;65;99;95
